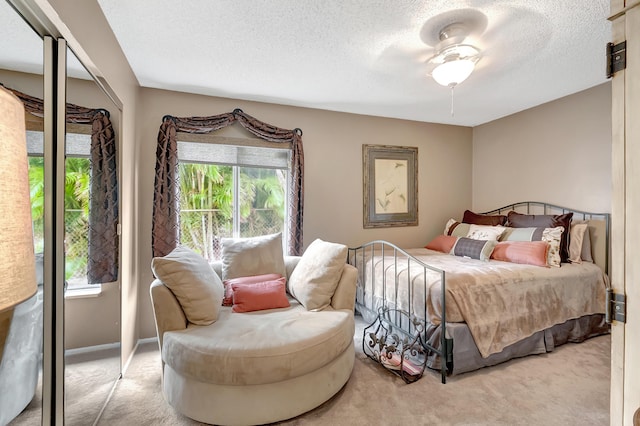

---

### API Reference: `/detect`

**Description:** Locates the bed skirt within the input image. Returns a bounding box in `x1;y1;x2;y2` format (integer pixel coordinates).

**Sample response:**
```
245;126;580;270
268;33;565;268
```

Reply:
358;309;608;376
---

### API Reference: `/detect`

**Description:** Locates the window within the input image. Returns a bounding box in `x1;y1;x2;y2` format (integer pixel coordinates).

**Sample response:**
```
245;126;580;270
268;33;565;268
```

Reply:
177;141;289;262
27;130;94;291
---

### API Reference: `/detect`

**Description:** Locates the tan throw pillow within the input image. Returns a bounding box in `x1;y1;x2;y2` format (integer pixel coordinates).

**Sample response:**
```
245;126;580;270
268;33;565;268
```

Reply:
572;220;594;263
151;246;224;325
569;222;589;264
288;239;348;311
221;232;286;281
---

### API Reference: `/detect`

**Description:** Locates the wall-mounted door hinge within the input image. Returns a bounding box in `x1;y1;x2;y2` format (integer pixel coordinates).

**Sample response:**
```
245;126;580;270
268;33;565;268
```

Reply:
607;41;627;78
606;288;626;324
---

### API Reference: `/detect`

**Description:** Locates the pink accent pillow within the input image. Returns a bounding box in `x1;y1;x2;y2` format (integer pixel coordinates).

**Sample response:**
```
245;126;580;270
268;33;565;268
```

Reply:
231;278;290;313
425;235;458;253
222;273;283;306
490;241;550;267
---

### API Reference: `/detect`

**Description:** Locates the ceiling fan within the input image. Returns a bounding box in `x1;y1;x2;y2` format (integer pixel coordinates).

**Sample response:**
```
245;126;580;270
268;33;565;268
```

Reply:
425;22;482;87
418;8;489;88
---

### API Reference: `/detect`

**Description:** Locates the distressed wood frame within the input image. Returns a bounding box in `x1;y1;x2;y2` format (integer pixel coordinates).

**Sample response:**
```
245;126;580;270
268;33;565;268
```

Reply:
363;144;418;228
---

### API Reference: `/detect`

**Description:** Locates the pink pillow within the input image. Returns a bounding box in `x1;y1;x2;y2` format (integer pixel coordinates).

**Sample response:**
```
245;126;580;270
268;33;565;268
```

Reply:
222;273;283;306
425;235;458;253
231;278;290;313
490;241;549;267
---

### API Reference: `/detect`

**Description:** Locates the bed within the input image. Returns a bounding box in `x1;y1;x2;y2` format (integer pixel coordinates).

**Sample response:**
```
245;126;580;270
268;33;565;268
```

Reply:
348;202;611;384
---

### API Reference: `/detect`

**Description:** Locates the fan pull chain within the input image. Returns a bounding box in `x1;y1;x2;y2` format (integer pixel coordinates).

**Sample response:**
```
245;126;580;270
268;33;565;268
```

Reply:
450;85;455;117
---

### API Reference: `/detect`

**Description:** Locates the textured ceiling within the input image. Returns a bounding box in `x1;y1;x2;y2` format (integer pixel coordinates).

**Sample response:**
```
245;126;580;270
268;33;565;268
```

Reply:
2;1;612;127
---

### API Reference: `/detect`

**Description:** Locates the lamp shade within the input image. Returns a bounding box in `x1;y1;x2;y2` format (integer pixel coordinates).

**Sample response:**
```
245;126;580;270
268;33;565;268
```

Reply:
0;86;37;312
431;59;476;87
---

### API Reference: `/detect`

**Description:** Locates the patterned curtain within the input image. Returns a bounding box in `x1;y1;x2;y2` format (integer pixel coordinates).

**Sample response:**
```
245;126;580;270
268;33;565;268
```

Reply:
86;111;118;283
152;109;304;257
153;118;178;258
2;84;119;284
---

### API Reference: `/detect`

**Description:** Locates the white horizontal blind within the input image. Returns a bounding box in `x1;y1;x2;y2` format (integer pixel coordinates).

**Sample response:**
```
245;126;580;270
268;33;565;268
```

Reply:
26;130;90;157
177;141;289;169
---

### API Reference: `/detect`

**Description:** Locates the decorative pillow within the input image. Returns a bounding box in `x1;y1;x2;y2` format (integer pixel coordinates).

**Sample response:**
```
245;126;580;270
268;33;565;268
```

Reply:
581;227;594;263
500;227;546;242
500;226;564;267
541;227;564;267
466;224;505;241
462;210;508;226
221;232;286;281
231;278;289;313
568;222;589;264
151;245;224;325
425;235;458;253
222;273;283;306
506;211;573;263
444;219;470;237
450;238;497;261
572;220;594;263
490;241;549;267
288;238;347;311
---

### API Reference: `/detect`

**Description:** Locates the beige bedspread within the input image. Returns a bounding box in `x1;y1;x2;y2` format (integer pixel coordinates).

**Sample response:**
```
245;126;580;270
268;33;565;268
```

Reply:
359;248;608;358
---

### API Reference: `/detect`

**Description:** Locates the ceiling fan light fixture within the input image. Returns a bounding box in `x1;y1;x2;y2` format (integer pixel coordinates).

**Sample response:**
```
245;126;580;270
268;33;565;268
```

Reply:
428;44;481;87
432;58;476;87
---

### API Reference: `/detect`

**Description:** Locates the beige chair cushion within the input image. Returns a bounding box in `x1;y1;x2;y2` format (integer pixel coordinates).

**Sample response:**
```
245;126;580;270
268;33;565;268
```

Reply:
162;299;354;386
288;239;347;311
151;246;224;326
221;232;286;280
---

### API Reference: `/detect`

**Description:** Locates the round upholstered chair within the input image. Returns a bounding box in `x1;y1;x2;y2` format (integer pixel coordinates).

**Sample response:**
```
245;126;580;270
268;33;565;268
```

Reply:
150;237;357;425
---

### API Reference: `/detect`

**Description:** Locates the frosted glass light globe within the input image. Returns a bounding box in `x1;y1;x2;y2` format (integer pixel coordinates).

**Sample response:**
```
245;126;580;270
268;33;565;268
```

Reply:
431;59;476;87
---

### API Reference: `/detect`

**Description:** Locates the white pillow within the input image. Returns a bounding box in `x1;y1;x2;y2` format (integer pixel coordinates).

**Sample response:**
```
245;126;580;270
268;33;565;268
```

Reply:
151;245;224;325
466;224;505;241
221;232;286;280
444;218;457;234
288;239;348;311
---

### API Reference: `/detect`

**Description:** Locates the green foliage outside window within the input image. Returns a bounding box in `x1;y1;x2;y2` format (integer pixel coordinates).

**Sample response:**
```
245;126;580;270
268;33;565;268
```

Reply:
28;156;91;281
179;163;286;261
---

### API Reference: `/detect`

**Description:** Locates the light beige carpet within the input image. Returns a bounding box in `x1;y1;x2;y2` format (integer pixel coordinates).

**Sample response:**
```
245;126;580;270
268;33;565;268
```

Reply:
98;317;610;426
9;345;121;426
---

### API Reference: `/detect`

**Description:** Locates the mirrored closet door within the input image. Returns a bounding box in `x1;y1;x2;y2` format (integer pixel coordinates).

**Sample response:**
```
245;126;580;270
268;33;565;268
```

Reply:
0;2;122;424
63;46;122;425
0;2;45;424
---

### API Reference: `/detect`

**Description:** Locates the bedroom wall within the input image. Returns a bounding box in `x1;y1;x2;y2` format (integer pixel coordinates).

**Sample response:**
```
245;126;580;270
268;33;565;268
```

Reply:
135;87;473;338
472;83;612;213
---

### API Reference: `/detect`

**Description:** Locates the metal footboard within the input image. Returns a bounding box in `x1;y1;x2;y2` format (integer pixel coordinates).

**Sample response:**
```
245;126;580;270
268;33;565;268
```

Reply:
348;240;452;384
